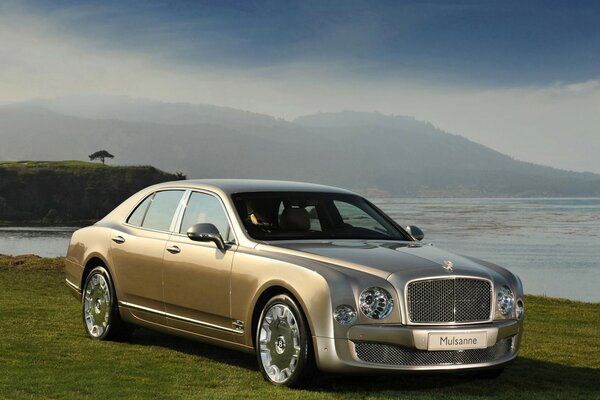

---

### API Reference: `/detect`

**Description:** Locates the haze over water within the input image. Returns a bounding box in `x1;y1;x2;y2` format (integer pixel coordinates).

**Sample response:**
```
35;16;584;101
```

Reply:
0;198;598;302
375;197;600;303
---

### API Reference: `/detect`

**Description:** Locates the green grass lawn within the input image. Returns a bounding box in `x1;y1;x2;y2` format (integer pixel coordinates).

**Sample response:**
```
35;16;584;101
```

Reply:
0;256;598;399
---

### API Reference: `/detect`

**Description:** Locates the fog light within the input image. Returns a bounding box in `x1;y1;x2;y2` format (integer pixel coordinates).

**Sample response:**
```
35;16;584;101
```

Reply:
516;300;524;320
334;305;357;325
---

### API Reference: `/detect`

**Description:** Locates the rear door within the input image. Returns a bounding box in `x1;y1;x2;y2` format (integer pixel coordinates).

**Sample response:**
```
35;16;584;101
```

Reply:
110;189;185;324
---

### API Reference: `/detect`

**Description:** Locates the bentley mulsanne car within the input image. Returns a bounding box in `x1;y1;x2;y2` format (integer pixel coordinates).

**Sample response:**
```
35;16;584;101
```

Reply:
65;180;524;387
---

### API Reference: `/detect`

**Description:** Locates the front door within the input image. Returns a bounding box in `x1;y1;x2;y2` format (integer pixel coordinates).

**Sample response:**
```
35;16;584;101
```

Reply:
163;191;237;336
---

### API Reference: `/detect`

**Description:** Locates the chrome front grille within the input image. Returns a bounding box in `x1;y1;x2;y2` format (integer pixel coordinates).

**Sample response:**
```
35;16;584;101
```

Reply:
407;278;492;324
354;337;513;366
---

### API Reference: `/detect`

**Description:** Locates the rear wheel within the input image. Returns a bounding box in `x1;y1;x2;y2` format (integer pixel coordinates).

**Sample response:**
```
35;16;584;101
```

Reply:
256;294;315;387
82;266;132;341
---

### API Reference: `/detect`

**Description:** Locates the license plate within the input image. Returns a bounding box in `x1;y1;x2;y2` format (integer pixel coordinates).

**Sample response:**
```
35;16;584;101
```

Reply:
428;332;487;351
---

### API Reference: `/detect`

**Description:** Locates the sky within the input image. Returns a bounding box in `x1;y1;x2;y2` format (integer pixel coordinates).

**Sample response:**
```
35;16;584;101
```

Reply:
1;0;600;173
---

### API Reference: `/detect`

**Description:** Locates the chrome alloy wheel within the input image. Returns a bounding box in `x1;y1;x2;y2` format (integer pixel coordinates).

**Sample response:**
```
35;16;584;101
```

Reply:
83;273;112;338
258;303;301;384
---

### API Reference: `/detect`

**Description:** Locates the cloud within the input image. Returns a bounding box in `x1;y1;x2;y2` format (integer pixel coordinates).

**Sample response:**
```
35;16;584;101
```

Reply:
0;2;599;174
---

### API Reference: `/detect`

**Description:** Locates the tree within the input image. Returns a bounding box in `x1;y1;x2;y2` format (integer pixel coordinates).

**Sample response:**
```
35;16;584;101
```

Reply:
89;150;114;165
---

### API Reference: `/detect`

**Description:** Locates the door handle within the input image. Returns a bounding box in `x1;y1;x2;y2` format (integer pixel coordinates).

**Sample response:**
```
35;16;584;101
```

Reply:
112;236;125;244
166;245;181;254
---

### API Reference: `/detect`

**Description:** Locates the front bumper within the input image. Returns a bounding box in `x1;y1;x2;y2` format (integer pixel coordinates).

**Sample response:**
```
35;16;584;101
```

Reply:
314;319;523;373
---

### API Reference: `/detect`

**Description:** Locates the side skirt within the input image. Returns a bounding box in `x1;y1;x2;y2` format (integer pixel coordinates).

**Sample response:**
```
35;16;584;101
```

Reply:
118;301;254;354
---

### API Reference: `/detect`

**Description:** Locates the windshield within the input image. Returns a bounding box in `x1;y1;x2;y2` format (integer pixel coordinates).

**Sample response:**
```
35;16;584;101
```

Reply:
232;192;410;241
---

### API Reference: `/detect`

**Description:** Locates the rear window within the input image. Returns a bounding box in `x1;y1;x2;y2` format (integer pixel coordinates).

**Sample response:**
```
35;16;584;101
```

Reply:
127;190;184;232
127;195;152;226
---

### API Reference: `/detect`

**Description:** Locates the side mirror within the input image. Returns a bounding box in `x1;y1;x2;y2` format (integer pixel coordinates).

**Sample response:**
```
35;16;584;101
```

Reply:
406;225;424;241
186;223;226;250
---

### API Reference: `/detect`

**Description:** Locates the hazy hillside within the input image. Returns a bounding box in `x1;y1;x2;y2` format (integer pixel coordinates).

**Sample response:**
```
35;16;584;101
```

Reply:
1;98;599;196
26;96;287;129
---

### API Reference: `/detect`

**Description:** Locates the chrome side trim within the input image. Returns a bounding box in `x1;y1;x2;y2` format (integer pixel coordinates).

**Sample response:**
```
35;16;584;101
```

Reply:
119;301;241;334
65;278;81;293
119;300;161;314
169;189;191;233
166;311;239;334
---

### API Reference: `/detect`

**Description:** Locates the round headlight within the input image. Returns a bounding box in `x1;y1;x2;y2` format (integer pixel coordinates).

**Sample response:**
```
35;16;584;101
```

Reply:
516;300;524;320
359;287;394;320
496;286;514;316
334;305;357;325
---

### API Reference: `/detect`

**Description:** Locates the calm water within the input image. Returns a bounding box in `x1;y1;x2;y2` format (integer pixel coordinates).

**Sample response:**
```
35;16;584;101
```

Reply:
0;226;76;257
1;198;598;302
374;198;600;303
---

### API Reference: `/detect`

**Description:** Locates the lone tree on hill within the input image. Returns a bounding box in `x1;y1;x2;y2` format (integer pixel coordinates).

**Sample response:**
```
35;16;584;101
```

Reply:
89;150;114;165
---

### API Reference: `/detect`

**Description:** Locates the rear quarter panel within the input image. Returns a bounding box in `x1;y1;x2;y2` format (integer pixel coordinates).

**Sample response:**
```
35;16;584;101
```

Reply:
65;226;112;292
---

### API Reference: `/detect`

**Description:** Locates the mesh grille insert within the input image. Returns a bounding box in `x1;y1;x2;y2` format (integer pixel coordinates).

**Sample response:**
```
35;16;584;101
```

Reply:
354;337;513;366
407;278;492;323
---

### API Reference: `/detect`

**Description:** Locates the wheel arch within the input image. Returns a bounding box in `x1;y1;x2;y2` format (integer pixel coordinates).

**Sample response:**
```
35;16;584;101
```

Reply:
81;253;113;290
250;284;315;350
236;256;343;350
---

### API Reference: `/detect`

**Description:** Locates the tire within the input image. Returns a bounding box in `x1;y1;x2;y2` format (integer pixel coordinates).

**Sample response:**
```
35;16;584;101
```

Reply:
256;294;315;387
82;266;132;341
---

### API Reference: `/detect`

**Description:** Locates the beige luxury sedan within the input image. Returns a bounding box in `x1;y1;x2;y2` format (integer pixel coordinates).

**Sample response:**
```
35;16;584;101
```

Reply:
65;179;524;387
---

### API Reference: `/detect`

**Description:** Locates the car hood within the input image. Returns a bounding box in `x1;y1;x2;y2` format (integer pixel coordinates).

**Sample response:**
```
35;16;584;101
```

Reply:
265;240;500;281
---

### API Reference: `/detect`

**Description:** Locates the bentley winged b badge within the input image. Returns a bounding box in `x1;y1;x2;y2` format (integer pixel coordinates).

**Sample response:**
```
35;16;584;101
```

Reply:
442;260;454;273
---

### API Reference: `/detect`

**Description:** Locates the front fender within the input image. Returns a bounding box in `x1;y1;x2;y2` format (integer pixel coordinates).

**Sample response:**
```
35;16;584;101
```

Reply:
231;246;400;349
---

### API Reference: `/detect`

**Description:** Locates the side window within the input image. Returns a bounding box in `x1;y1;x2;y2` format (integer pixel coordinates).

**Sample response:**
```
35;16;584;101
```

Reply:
334;200;387;233
127;194;153;226
180;192;233;241
141;190;184;231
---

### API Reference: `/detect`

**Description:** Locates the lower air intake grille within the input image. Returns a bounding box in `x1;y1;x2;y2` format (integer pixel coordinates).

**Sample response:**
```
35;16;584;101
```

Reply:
354;337;513;366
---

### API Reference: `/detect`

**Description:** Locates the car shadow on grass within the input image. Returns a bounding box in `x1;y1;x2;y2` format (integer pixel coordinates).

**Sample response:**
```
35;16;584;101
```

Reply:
307;358;600;397
126;328;599;397
127;327;259;371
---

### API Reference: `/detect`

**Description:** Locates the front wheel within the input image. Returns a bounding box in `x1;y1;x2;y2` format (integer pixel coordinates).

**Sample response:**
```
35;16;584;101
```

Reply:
256;294;315;387
82;266;132;341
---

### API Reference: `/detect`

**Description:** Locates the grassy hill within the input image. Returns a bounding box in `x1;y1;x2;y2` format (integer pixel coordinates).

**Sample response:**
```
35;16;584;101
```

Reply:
0;161;183;225
0;255;598;399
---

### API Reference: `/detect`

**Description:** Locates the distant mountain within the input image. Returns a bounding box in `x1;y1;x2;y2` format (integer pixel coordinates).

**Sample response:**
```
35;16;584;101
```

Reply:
1;97;599;196
25;96;287;129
